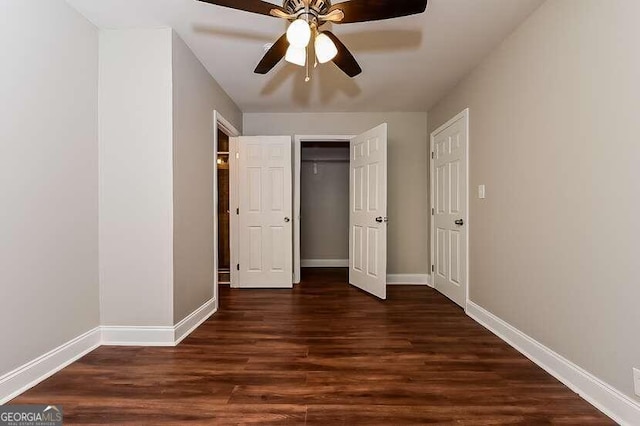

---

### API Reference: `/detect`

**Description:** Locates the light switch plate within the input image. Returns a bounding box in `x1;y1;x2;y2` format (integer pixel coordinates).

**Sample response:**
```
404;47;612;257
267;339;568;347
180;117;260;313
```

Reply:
478;185;486;199
634;368;640;396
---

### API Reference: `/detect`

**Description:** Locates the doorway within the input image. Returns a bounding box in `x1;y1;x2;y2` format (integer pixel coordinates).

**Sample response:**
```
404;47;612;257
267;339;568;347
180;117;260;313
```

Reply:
293;125;389;300
293;135;353;284
213;110;240;303
300;141;350;280
217;128;231;285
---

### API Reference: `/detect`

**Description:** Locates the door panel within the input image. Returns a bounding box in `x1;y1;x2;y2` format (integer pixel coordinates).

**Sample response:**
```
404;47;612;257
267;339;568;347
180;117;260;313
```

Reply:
349;124;388;300
432;112;468;307
238;136;292;288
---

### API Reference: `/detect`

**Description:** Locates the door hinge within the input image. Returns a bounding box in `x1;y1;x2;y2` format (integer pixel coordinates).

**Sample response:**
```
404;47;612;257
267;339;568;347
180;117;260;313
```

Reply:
236;152;239;159
431;152;434;159
236;264;240;271
431;208;434;215
431;265;435;272
236;208;239;215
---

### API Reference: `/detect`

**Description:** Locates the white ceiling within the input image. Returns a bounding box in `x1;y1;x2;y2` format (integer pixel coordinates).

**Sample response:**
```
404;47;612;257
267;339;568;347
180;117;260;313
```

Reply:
66;0;543;113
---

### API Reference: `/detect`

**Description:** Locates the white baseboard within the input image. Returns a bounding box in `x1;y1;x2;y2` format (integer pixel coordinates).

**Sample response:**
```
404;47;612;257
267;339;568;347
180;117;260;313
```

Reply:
466;301;640;426
174;298;217;344
0;298;218;404
0;327;101;405
100;325;175;346
301;259;349;267
386;274;432;285
101;297;217;346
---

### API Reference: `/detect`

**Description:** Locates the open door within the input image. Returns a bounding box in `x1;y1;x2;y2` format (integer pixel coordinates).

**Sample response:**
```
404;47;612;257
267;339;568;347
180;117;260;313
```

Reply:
349;124;388;299
237;136;293;288
431;110;468;308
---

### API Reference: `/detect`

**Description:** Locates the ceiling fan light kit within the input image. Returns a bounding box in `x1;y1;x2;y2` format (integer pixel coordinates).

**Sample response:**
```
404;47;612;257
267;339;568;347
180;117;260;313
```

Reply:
286;18;312;48
314;32;338;64
285;45;307;67
198;0;429;79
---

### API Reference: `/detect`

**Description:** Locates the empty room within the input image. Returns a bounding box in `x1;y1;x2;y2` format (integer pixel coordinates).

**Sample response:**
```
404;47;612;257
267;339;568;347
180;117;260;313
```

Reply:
1;0;638;424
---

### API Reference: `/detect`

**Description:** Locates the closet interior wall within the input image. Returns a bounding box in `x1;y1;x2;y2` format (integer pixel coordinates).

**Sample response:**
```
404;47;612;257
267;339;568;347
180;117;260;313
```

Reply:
300;142;350;270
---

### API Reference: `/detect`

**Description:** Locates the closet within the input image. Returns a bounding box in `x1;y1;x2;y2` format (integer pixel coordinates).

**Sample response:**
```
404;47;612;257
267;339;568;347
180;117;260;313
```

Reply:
300;141;350;273
217;128;230;284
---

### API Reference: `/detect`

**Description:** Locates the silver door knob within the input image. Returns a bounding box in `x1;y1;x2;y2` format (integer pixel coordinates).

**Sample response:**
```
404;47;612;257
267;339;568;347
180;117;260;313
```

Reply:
375;217;389;223
455;219;464;226
284;217;290;223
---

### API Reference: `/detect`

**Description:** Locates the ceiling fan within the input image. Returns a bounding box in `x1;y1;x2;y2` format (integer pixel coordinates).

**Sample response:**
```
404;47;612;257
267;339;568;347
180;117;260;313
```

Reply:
197;0;429;79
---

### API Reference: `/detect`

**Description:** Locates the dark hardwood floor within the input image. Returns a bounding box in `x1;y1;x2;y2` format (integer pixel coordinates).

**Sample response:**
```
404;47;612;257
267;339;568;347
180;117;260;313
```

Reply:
12;268;613;424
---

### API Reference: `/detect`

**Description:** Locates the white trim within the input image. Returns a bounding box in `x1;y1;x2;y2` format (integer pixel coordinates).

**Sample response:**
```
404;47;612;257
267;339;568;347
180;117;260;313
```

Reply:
101;326;174;346
173;298;217;344
102;298;217;346
0;327;101;404
430;108;470;307
293;135;355;285
213;110;219;311
386;274;432;285
229;136;239;288
466;301;640;426
1;298;218;403
217;113;240;139
301;259;349;268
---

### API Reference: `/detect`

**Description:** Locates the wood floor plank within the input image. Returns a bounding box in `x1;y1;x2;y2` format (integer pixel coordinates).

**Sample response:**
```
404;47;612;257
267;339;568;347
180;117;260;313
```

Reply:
10;268;613;424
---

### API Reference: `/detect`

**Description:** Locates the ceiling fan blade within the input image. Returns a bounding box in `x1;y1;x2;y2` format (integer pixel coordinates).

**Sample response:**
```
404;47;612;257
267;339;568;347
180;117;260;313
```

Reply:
254;33;288;74
323;31;362;78
197;0;285;17
329;0;428;24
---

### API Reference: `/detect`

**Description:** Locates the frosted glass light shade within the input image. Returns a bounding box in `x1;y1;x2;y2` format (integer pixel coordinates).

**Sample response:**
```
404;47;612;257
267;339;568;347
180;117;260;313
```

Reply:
315;33;338;64
286;19;311;48
285;45;306;67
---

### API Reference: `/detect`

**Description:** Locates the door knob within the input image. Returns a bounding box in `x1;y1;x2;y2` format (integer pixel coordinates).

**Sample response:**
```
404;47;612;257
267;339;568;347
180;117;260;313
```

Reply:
454;219;464;226
284;217;290;223
375;217;389;223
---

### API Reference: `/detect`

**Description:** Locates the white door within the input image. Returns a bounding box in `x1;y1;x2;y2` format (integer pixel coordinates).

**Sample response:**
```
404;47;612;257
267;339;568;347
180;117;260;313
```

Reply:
237;136;293;288
431;110;468;307
349;124;388;299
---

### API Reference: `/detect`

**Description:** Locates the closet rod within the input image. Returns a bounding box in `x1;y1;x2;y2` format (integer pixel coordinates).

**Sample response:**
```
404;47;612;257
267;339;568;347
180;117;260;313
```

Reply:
302;159;350;163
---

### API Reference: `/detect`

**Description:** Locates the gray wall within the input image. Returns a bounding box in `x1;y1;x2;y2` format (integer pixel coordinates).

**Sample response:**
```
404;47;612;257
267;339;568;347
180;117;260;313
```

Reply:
244;112;429;275
99;28;243;328
428;0;640;402
0;0;99;374
99;29;175;327
171;32;242;324
300;147;350;261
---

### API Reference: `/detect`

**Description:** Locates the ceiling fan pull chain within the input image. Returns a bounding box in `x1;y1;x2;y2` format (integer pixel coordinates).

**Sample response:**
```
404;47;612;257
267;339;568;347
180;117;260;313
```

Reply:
304;5;311;82
305;47;310;82
312;27;318;68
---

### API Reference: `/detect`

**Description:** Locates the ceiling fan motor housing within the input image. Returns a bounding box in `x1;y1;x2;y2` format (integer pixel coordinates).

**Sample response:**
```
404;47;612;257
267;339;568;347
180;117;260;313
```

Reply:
283;0;331;24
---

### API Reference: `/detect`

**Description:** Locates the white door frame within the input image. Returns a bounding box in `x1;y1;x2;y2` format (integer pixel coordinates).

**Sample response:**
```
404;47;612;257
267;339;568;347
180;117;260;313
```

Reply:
213;111;240;306
293;134;355;284
429;108;470;309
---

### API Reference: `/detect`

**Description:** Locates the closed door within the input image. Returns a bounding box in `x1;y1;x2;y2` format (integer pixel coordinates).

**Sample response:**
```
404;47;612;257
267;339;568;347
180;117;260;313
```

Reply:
431;110;468;307
238;136;293;288
349;124;388;300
